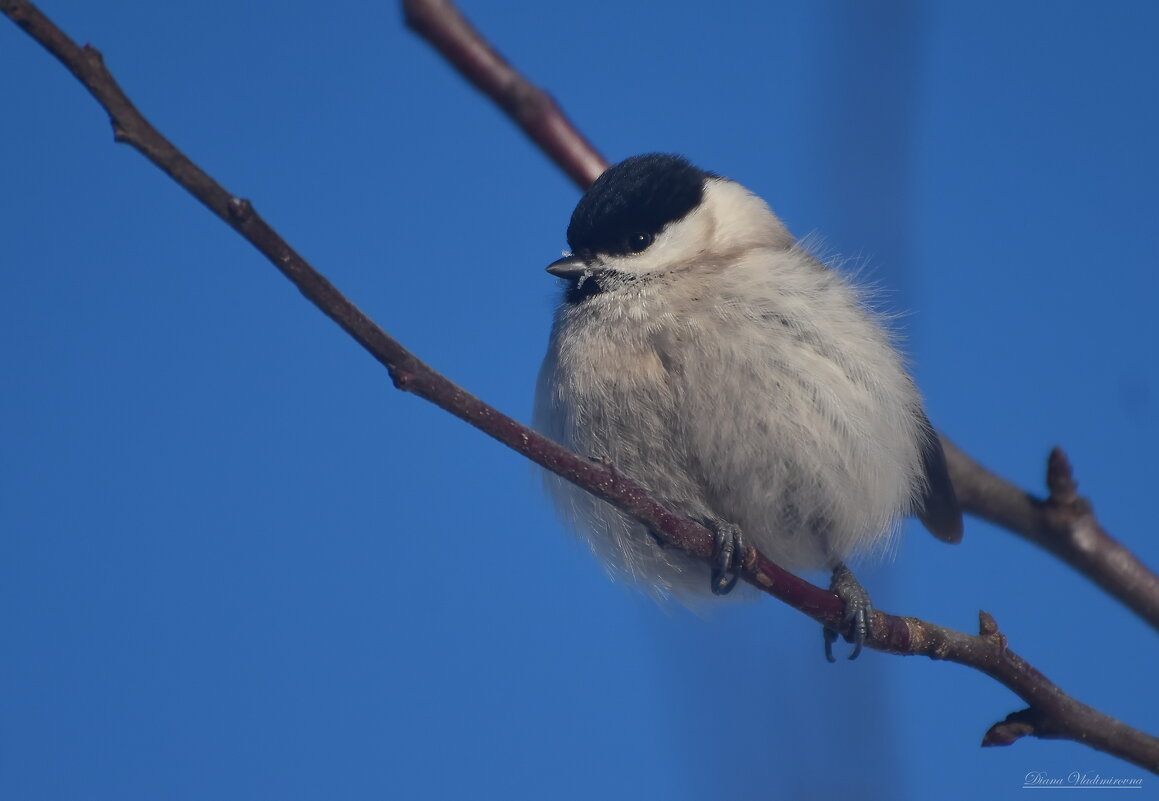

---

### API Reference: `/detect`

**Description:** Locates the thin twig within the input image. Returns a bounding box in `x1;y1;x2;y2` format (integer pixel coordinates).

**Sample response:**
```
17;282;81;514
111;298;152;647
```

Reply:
3;0;1158;773
945;440;1159;628
400;0;1159;637
401;0;605;190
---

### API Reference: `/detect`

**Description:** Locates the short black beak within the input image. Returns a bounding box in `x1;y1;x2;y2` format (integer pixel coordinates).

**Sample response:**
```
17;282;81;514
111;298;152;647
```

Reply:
546;255;596;280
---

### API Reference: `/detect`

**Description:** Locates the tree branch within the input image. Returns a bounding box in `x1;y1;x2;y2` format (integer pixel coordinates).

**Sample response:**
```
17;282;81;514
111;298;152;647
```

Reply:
401;0;605;190
4;0;1158;773
400;0;1159;638
945;440;1159;628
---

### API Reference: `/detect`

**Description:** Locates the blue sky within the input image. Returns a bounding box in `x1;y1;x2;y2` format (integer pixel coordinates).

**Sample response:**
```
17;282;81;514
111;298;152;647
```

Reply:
2;2;1157;798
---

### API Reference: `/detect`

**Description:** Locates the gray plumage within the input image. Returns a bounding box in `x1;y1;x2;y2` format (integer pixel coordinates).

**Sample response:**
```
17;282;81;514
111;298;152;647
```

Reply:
534;154;960;602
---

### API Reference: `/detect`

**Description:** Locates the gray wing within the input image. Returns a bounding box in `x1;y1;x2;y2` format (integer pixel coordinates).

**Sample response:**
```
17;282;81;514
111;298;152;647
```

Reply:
915;411;963;543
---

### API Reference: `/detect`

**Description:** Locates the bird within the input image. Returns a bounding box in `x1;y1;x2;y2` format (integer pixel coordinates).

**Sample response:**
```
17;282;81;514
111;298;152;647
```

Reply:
532;153;962;659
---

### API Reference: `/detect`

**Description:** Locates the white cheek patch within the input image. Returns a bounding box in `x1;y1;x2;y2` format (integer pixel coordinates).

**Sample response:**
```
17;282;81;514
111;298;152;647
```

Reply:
700;179;792;251
606;206;716;277
596;181;787;279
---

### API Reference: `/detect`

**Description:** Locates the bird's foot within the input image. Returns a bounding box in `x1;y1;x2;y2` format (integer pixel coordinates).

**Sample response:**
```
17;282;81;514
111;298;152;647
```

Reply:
705;518;746;595
823;563;873;662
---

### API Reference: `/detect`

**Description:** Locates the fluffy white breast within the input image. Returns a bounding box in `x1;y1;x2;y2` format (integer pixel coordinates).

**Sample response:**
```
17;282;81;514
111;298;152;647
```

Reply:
534;176;928;600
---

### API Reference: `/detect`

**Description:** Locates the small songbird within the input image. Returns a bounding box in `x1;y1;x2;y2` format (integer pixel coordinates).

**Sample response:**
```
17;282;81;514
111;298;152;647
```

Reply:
533;154;961;659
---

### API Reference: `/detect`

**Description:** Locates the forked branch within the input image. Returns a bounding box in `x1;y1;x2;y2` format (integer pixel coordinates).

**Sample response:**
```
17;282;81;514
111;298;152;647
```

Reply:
400;0;1159;637
4;0;1157;773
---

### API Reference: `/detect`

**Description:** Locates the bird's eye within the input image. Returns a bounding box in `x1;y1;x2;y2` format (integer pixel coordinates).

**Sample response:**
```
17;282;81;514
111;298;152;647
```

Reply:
627;232;653;253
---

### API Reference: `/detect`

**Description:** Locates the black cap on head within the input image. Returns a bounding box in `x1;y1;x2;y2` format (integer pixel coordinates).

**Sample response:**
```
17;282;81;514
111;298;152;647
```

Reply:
566;154;709;259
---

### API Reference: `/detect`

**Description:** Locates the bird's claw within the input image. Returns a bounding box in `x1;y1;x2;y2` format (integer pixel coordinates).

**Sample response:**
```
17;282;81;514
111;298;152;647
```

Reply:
707;519;745;595
824;563;873;662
